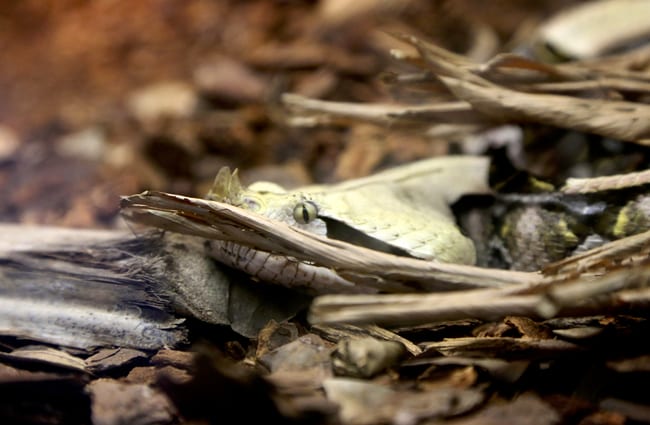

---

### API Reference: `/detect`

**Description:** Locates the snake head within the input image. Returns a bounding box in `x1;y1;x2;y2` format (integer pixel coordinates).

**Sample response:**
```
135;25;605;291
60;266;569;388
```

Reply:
207;167;243;203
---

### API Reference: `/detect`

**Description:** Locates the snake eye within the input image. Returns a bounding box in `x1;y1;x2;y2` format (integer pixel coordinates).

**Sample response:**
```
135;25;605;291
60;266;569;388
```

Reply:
293;201;318;224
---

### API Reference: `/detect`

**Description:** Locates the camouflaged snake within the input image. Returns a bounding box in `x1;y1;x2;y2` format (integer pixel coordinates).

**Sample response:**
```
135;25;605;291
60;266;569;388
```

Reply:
203;156;490;293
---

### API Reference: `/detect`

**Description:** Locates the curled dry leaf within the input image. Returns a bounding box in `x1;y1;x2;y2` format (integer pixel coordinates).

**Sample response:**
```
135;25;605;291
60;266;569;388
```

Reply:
438;75;650;143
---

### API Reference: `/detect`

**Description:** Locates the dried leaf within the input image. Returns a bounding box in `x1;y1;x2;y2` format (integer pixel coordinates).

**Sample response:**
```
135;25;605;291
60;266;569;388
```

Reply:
404;356;530;384
0;346;87;373
86;348;148;374
258;334;333;374
312;323;422;356
256;321;301;360
439;75;650;143
420;337;581;359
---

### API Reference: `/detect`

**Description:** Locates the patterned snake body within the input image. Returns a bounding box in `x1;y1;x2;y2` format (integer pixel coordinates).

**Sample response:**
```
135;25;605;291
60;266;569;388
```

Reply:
205;156;490;292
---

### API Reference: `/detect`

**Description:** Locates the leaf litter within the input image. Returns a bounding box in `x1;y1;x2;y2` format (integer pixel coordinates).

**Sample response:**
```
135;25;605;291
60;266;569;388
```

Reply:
2;1;650;424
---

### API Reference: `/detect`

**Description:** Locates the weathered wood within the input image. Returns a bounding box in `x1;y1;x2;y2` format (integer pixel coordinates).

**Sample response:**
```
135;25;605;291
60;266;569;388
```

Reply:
0;224;309;349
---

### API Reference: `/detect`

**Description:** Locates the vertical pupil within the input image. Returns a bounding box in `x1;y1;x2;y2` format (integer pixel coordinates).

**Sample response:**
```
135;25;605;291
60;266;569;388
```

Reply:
302;206;310;223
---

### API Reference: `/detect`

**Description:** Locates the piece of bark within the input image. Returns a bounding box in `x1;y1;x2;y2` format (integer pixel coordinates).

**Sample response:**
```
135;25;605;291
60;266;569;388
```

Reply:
0;226;189;350
85;348;149;374
0;224;310;348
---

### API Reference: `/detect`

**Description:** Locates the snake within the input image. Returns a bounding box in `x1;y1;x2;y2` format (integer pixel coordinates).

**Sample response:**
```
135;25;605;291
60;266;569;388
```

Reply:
202;156;490;293
462;179;650;272
122;153;650;288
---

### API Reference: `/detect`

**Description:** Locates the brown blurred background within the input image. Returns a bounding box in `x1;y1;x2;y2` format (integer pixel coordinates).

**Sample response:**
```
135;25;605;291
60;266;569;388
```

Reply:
0;0;575;227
